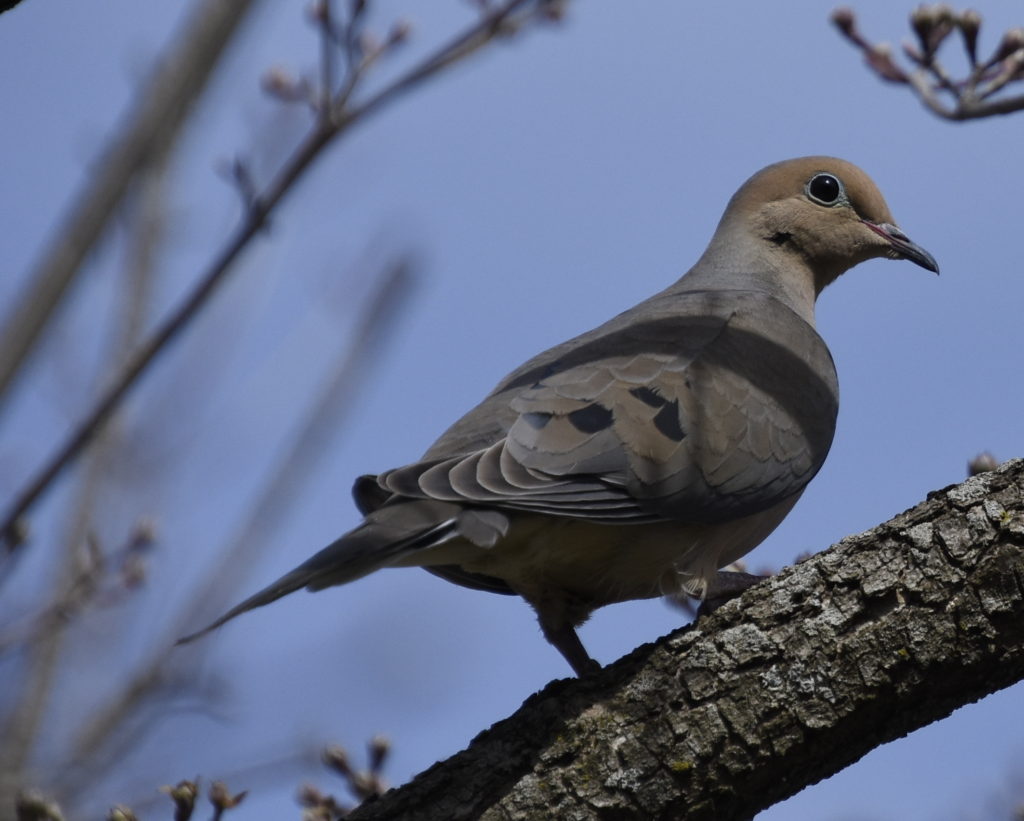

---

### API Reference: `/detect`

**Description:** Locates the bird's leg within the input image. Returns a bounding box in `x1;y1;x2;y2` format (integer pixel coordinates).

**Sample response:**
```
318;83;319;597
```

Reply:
536;612;601;677
697;570;767;617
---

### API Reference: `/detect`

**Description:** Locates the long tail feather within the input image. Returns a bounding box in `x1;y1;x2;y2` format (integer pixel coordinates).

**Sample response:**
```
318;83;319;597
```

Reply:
176;566;314;645
177;500;462;645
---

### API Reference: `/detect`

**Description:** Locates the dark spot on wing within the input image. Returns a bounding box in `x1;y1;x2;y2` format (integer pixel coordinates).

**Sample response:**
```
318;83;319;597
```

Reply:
653;399;686;442
530;362;557;388
352;474;391;514
568;404;614;433
494;310;838;462
522;411;552;429
629;386;667;408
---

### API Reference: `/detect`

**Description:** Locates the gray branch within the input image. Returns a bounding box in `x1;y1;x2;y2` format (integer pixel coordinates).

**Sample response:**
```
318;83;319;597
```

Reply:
348;459;1024;820
0;0;262;407
832;6;1024;123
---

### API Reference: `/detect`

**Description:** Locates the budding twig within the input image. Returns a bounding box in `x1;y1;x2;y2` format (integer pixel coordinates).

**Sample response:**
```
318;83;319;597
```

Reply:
832;5;1024;120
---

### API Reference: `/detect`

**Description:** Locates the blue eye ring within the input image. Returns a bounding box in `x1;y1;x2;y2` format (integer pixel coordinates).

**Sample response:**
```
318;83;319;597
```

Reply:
806;173;845;205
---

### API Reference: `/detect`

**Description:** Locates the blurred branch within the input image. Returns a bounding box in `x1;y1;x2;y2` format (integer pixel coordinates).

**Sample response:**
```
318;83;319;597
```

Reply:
0;0;262;409
0;149;170;810
309;737;391;815
104;737;388;820
0;524;154;657
14;789;64;821
128;750;319;818
347;460;1024;820
832;5;1024;120
53;259;414;805
0;0;563;554
174;257;414;638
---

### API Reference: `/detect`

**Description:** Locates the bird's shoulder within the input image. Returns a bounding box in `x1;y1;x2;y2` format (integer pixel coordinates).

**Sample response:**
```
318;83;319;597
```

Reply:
423;286;835;463
362;286;839;525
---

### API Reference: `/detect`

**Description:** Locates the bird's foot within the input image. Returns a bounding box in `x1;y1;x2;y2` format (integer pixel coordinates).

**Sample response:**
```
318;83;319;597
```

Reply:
538;616;601;677
697;570;767;617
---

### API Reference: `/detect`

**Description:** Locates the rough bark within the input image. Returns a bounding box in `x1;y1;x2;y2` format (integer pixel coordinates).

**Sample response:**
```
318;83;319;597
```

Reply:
349;459;1024;821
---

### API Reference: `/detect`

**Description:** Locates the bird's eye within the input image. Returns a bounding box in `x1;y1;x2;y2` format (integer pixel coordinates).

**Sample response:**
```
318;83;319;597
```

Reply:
806;173;844;205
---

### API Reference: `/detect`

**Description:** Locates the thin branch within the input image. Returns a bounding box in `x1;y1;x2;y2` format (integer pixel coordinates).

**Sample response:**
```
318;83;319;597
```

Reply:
0;0;559;554
339;0;535;126
127;751;319;818
906;69;962;119
832;6;1024;121
0;0;262;409
175;258;413;639
317;1;338;115
906;68;1024;121
0;150;169;809
0;524;153;656
61;259;414;778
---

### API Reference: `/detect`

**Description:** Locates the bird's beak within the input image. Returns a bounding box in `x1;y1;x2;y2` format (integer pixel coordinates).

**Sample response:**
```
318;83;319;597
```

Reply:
863;220;940;274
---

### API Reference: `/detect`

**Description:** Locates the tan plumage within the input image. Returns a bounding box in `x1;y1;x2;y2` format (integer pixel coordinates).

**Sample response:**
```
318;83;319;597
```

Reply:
179;157;937;676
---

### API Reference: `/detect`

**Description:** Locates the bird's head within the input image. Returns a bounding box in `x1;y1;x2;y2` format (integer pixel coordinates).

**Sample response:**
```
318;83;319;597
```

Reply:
721;156;938;294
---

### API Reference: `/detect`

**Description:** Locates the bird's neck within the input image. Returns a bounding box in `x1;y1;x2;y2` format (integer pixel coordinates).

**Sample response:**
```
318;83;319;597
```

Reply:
677;232;820;327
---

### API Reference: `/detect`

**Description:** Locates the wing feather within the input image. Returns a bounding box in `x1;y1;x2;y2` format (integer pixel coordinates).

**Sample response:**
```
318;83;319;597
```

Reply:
368;290;838;526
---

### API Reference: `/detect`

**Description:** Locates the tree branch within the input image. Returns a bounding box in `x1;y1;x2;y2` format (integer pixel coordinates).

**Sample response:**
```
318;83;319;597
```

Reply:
0;0;559;554
832;6;1024;122
52;259;415;804
347;459;1024;820
0;0;261;408
0;0;561;556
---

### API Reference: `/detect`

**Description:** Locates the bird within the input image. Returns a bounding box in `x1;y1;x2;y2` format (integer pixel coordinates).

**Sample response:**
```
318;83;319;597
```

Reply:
179;157;938;676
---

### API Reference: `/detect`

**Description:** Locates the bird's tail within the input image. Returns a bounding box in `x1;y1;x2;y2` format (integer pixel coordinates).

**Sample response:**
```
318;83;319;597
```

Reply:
176;498;491;646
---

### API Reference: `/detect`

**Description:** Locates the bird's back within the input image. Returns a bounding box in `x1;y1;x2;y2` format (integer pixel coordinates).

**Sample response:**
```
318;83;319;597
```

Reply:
399;285;839;528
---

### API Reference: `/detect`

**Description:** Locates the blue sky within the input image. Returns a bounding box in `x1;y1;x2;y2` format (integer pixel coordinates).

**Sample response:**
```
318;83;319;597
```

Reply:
2;1;1023;818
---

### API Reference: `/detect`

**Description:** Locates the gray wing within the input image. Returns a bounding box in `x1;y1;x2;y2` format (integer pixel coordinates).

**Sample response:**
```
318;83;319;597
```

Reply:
371;289;839;526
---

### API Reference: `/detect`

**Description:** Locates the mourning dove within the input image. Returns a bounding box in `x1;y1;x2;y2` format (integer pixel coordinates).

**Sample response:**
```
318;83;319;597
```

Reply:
180;157;937;676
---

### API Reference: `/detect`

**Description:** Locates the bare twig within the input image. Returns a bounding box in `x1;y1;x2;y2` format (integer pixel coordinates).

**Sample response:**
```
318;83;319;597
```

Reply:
316;0;338;114
323;736;391;803
175;258;413;637
0;523;155;656
832;5;1024;120
1;1;561;814
0;149;169;809
122;750;319;818
159;780;198;821
0;0;261;409
14;788;65;821
208;781;247;820
298;737;393;818
0;0;561;553
61;259;413;783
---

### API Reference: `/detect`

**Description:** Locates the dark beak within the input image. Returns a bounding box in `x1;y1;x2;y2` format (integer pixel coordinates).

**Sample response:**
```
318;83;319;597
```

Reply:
863;221;939;274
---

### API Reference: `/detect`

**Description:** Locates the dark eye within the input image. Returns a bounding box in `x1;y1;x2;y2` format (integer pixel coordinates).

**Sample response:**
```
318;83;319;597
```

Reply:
807;173;843;205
